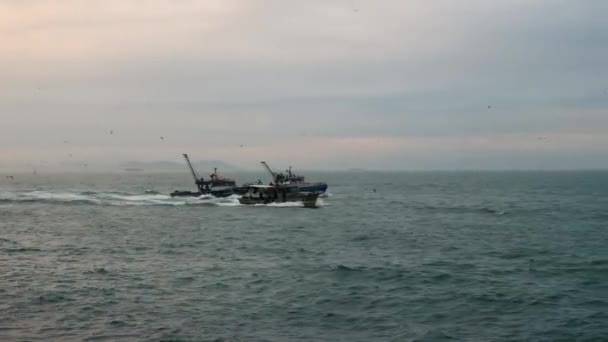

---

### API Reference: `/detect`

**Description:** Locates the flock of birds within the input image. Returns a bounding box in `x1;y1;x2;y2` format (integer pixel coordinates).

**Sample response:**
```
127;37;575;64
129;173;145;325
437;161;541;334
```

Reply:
4;102;550;182
12;83;590;180
29;128;248;174
1;129;173;177
5;99;556;181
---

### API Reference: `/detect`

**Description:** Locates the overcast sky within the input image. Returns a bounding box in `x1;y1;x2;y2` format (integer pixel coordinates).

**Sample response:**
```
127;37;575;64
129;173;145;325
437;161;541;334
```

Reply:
1;0;607;170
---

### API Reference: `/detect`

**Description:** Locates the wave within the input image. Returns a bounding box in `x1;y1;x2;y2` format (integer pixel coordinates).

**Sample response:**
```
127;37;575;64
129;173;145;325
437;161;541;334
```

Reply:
408;201;507;216
4;247;42;253
334;265;360;272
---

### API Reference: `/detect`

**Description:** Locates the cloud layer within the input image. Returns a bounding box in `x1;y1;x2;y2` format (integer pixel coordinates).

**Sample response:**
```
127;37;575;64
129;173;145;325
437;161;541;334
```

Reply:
1;0;607;169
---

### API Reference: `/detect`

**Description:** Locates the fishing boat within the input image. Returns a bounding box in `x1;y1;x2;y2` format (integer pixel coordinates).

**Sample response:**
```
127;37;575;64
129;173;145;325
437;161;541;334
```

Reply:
260;161;328;194
237;161;327;208
170;154;246;198
238;185;320;208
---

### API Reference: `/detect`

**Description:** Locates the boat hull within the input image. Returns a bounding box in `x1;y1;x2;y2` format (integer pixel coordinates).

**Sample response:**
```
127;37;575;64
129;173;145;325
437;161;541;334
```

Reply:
170;189;238;198
292;182;327;194
170;190;201;197
239;192;320;208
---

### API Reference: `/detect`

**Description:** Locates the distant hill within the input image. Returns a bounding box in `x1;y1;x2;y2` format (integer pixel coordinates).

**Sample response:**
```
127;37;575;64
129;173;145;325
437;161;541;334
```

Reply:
119;160;239;172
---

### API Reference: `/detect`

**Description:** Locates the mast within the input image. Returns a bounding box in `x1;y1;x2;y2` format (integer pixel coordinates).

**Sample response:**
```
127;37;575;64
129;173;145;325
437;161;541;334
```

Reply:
260;161;277;183
182;154;200;183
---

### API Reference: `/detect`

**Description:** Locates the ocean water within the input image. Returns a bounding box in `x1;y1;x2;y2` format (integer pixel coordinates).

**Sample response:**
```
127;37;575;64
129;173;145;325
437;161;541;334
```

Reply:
1;171;607;341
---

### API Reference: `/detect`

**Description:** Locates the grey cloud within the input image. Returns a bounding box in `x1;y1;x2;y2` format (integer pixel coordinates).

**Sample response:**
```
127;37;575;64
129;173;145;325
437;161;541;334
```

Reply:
0;0;606;169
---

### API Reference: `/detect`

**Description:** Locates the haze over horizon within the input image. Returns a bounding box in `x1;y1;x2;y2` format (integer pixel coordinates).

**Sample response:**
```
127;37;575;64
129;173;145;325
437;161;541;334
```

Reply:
1;0;607;171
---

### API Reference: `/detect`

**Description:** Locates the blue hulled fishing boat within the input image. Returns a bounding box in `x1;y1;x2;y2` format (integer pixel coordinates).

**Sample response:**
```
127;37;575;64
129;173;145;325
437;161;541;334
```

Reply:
170;154;247;198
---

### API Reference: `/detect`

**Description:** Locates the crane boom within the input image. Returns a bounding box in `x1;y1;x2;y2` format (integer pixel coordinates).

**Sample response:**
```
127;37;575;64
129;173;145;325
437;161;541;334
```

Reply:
183;154;200;183
260;161;276;182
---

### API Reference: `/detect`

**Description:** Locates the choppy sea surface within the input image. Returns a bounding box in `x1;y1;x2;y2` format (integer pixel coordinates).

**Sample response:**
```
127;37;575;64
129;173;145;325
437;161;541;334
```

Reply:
1;171;607;341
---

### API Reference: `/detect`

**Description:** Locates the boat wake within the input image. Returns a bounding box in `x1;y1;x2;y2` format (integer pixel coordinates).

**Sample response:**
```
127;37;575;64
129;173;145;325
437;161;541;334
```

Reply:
256;201;306;208
0;190;242;207
0;190;326;208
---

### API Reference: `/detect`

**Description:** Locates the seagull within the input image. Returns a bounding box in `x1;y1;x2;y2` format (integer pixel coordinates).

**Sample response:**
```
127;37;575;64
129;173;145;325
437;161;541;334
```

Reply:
160;136;164;141
488;105;492;109
239;144;244;148
109;130;114;135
